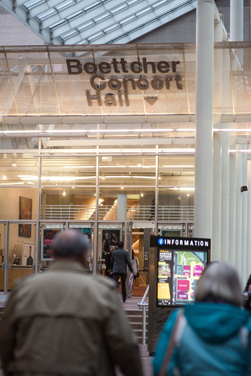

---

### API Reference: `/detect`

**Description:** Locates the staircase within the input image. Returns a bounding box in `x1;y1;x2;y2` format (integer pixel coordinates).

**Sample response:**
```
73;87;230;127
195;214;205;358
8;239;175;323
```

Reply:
125;307;148;344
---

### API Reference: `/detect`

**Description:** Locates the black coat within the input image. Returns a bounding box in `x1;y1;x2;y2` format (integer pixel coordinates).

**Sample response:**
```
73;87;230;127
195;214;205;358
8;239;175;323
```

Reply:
111;249;133;274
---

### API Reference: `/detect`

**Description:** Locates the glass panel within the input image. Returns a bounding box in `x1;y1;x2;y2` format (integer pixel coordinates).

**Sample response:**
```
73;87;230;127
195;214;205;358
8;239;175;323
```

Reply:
158;188;194;222
41;157;96;187
131;223;155;289
187;223;194;238
158;224;185;237
98;224;123;274
99;155;156;187
0;154;38;187
99;187;155;221
41;187;96;220
0;187;37;220
7;223;36;290
158;155;194;187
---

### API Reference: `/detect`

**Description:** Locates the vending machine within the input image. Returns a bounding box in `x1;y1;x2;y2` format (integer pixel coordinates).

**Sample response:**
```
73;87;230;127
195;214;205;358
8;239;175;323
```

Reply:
148;236;210;354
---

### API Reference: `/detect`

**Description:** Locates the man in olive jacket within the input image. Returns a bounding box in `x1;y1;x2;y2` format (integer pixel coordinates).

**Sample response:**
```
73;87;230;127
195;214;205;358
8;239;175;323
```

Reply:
0;231;143;376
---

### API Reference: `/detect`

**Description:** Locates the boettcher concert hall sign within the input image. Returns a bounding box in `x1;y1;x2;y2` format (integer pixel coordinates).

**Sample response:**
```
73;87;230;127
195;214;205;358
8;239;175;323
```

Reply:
66;57;184;107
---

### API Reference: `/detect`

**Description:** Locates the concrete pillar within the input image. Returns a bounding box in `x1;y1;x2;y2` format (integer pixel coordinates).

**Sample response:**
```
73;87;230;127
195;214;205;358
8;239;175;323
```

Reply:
235;147;242;276
241;146;248;285
194;0;214;239
230;0;244;42
212;21;223;260
117;194;127;221
247;161;251;280
229;136;237;266
212;131;222;260
221;132;229;262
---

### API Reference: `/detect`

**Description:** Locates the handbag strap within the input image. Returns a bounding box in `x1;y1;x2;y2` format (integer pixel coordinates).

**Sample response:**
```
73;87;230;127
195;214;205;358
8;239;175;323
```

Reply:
158;310;183;376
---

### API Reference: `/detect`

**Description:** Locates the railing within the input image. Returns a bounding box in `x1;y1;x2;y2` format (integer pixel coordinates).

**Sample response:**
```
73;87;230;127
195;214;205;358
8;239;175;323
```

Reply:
138;284;149;346
41;204;194;221
158;206;194;221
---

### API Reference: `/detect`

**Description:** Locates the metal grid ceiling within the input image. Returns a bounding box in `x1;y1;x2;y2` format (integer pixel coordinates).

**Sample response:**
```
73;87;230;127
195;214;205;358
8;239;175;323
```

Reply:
0;0;196;45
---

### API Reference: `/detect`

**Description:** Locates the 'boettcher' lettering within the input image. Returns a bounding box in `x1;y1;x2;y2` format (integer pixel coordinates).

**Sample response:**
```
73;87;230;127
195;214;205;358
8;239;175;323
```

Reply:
66;58;180;75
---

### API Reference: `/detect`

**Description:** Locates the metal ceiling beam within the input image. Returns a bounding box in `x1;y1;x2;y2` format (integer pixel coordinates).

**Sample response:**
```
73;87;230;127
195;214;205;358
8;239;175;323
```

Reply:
0;0;197;45
3;114;251;125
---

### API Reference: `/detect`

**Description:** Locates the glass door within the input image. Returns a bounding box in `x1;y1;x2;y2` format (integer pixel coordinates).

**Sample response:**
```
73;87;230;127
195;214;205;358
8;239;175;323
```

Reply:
98;223;123;275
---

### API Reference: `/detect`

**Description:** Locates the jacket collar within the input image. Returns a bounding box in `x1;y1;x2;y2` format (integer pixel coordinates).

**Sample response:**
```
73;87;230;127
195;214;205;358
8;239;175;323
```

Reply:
49;259;88;274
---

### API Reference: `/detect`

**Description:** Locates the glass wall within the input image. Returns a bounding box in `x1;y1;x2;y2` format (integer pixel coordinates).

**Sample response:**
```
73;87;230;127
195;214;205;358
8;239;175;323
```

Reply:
0;151;194;290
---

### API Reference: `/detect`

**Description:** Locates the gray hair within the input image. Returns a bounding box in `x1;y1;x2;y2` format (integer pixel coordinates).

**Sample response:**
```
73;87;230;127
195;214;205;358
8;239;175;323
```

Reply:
52;230;89;259
195;262;243;306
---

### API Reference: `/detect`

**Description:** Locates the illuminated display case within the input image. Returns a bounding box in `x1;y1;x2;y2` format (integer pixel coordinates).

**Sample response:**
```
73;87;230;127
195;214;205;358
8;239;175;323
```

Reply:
148;236;210;353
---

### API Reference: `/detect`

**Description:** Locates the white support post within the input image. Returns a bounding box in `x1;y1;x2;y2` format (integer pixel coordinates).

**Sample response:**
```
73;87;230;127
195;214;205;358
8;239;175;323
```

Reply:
194;0;214;239
221;45;230;263
229;137;236;266
241;146;248;286
247;161;251;279
230;0;244;42
235;147;242;277
221;132;229;262
212;130;222;260
212;21;223;260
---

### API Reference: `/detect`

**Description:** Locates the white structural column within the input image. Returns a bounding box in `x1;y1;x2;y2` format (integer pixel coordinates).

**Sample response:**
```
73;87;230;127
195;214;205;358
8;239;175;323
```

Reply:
241;146;248;285
220;45;230;262
117;194;128;250
229;137;237;266
235;147;242;277
230;0;244;41
247;160;251;279
212;21;222;260
194;0;214;240
221;132;229;261
117;195;127;222
212;130;222;259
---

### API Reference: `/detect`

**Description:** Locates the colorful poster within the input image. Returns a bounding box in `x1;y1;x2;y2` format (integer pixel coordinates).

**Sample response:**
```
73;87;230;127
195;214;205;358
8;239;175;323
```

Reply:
42;228;62;260
100;229;121;259
157;249;208;306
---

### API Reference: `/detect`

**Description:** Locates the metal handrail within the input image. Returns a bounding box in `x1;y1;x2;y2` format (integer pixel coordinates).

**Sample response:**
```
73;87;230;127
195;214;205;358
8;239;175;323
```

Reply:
41;204;194;221
138;284;149;346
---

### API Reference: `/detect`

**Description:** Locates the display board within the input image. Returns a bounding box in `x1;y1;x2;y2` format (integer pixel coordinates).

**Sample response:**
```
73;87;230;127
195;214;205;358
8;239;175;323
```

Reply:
157;249;208;306
148;236;211;354
22;242;35;266
151;236;210;307
41;228;62;260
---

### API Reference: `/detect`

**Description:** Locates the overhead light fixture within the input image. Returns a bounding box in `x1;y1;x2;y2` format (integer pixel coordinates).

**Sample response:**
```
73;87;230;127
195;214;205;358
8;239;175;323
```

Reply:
18;175;96;182
63;165;95;169
121;186;124;189
0;182;24;186
140;193;144;197
62;191;66;196
128;165;155;168
72;186;75;189
230;149;251;153
12;162;17;167
3;175;7;180
170;187;195;191
162;165;194;168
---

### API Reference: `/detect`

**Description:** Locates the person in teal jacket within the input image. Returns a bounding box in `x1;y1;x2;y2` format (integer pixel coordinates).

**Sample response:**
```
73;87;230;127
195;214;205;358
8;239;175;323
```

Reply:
153;262;251;376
